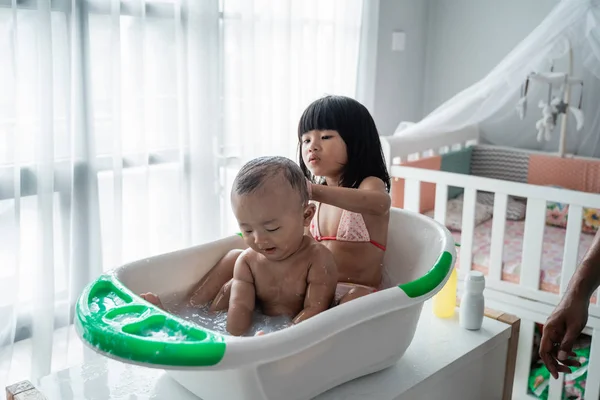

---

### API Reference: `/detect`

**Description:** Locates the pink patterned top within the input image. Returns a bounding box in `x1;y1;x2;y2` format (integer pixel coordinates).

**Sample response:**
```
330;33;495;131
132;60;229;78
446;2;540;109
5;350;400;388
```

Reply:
309;202;386;251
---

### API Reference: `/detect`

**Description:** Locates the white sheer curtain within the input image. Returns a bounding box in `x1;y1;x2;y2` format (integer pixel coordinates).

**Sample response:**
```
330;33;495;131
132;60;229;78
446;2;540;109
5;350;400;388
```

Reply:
219;0;363;232
0;0;363;388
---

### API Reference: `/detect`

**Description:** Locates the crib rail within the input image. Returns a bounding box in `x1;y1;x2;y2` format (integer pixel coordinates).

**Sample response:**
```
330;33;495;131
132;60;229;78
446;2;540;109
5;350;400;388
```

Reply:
392;166;600;310
392;165;600;400
380;125;478;169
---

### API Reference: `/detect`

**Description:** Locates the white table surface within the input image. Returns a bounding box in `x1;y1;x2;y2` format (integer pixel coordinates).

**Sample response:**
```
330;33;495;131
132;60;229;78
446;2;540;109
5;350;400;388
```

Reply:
37;301;511;400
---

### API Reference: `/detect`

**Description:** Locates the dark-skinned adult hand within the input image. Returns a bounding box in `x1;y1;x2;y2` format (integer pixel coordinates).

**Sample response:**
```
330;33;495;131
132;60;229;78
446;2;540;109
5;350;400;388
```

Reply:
539;291;588;378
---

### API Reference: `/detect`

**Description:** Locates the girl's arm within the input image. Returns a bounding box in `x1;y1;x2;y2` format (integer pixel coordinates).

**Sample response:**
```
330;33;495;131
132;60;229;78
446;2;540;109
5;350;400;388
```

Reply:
310;176;391;216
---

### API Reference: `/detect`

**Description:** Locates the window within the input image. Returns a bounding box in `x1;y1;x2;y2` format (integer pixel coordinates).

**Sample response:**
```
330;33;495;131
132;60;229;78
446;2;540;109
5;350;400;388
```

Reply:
0;0;363;346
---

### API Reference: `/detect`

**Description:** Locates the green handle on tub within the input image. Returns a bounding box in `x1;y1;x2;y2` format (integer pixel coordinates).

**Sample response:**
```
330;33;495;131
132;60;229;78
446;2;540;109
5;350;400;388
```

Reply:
75;275;226;367
398;251;453;298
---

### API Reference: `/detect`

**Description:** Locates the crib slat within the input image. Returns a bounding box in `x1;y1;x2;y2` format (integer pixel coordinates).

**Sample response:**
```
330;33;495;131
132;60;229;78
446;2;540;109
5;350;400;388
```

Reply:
560;205;583;295
513;319;536;398
465;138;478;147
521;198;546;290
434;184;448;224
407;153;420;162
548;372;564;400
489;193;508;283
585;330;600;400
459;188;476;279
404;178;421;213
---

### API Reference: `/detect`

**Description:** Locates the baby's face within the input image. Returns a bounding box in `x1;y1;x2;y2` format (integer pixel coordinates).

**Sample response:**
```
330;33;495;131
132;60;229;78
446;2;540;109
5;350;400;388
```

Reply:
232;179;314;261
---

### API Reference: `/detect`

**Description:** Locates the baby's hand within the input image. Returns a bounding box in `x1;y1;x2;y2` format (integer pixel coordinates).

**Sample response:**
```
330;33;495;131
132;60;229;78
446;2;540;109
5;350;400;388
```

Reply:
140;292;164;309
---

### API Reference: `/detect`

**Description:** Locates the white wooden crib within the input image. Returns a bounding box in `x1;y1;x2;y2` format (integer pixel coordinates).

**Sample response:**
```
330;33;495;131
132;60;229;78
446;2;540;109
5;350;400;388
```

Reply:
381;127;600;400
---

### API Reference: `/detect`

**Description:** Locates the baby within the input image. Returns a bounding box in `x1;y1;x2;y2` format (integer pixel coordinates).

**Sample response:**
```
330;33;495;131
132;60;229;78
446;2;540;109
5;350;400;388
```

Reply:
142;156;338;337
215;156;338;336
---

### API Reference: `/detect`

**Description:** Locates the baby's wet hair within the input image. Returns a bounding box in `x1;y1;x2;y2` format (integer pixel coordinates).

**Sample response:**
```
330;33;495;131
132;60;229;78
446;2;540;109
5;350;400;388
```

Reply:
233;156;309;204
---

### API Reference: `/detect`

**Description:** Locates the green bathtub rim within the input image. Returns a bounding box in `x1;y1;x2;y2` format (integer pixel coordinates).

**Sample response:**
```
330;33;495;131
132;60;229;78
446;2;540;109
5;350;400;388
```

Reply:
398;250;453;298
75;274;226;367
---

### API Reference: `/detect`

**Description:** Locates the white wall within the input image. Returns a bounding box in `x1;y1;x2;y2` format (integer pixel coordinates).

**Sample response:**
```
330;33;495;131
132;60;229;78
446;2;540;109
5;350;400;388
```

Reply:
372;0;558;135
372;0;429;136
422;0;558;115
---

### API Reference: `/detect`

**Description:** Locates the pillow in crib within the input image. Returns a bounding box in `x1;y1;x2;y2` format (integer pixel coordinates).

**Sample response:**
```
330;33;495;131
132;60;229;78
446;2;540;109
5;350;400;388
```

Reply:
546;200;600;235
583;207;600;234
425;197;493;231
544;184;600;234
475;191;527;220
545;185;570;229
546;201;569;229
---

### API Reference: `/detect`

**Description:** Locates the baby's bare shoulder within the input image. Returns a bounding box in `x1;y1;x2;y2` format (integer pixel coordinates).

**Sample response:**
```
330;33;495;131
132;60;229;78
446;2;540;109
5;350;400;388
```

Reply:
305;238;335;265
238;248;262;268
303;239;337;283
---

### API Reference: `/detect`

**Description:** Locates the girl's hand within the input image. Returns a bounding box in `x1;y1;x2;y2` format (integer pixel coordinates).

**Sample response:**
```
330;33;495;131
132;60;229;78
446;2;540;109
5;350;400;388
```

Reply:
539;291;588;378
306;178;313;200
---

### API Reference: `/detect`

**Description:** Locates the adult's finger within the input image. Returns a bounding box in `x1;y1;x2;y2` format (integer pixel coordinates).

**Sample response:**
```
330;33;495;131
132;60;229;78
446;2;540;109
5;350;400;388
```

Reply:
560;357;582;368
540;352;560;379
559;325;581;354
540;325;562;355
556;363;573;374
540;326;564;379
556;350;581;367
544;350;576;375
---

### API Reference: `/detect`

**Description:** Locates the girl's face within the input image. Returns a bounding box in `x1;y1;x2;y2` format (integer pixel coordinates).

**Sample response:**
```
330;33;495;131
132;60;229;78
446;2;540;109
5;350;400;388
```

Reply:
301;129;347;183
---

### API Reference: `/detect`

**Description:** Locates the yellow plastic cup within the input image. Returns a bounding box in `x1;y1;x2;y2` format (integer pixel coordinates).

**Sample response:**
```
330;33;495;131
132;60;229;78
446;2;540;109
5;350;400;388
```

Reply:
432;266;457;318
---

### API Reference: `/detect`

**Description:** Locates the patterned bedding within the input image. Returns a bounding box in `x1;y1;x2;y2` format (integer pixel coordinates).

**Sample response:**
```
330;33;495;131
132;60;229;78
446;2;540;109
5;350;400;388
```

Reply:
451;219;595;294
391;144;600;295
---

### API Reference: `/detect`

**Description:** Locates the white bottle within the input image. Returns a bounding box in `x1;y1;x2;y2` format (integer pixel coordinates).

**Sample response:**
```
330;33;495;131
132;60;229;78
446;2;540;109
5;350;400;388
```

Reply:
459;271;485;330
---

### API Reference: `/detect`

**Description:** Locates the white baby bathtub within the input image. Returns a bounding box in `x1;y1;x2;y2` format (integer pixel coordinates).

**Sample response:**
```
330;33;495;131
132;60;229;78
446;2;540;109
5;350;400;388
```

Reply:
75;207;456;400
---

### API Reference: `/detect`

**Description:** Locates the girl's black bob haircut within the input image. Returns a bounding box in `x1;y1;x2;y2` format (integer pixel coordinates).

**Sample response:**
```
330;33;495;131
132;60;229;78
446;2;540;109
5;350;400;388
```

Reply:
297;95;390;192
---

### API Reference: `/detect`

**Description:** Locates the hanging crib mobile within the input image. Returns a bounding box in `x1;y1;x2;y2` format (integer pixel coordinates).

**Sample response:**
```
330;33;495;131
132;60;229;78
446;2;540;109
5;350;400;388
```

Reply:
515;39;584;157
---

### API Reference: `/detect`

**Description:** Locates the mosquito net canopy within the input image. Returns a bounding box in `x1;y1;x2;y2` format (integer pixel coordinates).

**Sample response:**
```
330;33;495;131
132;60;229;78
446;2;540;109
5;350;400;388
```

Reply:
387;0;600;159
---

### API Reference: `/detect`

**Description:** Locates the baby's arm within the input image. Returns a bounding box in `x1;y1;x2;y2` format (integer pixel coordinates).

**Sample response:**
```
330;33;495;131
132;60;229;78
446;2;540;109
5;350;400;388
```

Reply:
293;248;338;324
227;253;256;336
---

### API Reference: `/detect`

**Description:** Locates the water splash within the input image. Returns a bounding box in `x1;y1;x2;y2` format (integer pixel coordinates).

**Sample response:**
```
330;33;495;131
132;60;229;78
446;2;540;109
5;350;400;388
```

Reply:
164;300;292;337
110;313;142;324
141;327;189;342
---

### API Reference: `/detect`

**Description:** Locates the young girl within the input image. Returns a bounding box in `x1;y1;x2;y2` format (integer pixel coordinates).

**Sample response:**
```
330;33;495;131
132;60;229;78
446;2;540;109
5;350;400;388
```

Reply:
144;95;391;309
300;95;391;304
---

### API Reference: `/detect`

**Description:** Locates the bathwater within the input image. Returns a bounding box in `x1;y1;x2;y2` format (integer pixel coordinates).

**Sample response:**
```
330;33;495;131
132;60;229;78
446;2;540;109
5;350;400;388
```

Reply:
164;300;292;338
110;313;145;324
141;326;189;342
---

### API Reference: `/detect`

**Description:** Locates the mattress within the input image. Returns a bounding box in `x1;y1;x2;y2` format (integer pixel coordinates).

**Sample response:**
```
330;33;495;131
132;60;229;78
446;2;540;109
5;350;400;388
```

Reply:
451;219;595;294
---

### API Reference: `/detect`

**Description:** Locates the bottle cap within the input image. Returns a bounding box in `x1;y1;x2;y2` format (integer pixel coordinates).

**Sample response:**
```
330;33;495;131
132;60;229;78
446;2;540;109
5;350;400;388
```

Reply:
465;271;485;293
